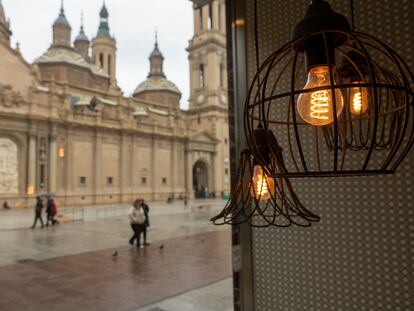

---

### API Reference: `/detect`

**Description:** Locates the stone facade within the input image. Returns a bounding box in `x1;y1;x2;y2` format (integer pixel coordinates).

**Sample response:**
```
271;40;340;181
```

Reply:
0;1;229;208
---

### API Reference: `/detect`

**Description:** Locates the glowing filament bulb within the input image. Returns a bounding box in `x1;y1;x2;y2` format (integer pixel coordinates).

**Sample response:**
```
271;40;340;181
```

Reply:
297;66;344;126
310;89;330;120
251;165;274;201
349;81;369;115
256;175;268;196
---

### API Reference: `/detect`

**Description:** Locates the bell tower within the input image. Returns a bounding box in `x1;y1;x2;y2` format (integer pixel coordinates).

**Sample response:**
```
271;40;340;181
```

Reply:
188;0;230;196
188;0;227;110
91;2;117;86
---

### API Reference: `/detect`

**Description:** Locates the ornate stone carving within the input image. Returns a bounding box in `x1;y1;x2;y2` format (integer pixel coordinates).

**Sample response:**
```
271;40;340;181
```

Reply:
0;85;22;108
0;138;19;194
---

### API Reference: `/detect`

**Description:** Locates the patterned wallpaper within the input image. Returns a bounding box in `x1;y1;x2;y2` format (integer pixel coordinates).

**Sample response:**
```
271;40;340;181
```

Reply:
243;1;414;310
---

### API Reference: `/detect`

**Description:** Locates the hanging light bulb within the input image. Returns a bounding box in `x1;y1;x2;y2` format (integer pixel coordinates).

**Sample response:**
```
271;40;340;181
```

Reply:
349;81;369;115
297;66;344;126
251;165;274;201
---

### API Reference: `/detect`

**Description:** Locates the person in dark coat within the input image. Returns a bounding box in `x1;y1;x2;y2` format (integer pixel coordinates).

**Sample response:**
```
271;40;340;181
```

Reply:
31;196;44;228
141;199;150;246
45;198;52;226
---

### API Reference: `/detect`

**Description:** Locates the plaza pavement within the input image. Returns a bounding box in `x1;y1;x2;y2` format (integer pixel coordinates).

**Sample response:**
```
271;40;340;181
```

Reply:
0;199;233;311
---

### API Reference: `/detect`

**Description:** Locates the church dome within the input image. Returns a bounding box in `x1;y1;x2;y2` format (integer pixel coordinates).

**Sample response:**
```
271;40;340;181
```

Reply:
133;77;181;96
134;34;180;96
35;47;108;78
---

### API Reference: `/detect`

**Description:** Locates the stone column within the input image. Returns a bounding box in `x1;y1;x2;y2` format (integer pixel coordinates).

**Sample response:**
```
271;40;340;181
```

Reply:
185;148;194;199
211;151;217;197
202;4;209;30
130;136;136;196
194;7;201;34
65;130;74;197
48;128;58;194
212;0;220;30
119;132;130;203
170;136;176;197
93;131;102;204
27;132;37;194
220;2;226;33
151;132;156;201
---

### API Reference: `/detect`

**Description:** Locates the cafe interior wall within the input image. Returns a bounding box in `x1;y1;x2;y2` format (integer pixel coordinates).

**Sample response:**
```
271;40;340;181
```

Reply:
228;0;414;310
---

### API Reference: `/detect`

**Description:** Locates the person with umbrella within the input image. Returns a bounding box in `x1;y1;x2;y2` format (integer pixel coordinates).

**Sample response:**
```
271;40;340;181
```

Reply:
31;196;44;229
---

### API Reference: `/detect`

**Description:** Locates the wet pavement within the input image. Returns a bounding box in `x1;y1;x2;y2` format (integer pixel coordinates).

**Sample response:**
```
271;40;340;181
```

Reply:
135;278;233;311
0;199;233;311
0;199;223;231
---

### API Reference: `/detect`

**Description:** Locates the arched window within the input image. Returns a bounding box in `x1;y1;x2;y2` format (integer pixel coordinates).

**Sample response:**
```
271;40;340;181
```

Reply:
199;64;205;89
108;55;112;76
99;53;104;69
220;63;224;87
199;8;203;31
218;4;222;31
208;3;213;29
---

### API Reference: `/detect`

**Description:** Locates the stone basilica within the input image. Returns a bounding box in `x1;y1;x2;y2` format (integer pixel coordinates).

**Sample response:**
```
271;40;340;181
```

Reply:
0;0;229;207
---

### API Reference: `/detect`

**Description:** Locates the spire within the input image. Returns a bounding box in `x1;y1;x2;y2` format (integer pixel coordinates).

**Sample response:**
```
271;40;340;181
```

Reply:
54;0;71;27
97;1;110;37
52;0;71;47
150;30;163;58
74;12;89;58
75;12;89;42
148;31;165;78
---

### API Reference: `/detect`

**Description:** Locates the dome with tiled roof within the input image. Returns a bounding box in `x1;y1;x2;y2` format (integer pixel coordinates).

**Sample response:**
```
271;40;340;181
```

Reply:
133;35;181;96
35;48;108;78
134;77;181;95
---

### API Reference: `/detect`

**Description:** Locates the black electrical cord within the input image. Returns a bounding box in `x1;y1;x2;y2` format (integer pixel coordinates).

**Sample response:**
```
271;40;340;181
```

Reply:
253;0;262;121
253;0;260;72
349;0;356;31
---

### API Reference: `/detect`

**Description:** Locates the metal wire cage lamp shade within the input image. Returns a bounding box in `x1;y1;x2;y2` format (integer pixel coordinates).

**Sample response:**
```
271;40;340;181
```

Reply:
210;149;320;227
245;0;414;178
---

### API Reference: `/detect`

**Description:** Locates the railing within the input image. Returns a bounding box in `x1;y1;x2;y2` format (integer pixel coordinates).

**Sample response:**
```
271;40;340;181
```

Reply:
57;207;85;223
96;205;130;221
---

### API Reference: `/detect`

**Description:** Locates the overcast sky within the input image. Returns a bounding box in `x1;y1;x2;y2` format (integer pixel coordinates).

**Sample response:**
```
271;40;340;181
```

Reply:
3;0;194;109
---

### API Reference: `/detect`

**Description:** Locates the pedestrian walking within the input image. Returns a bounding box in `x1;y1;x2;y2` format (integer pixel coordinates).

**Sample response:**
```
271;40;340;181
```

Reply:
50;198;59;226
45;197;53;226
128;199;146;248
141;199;150;246
45;197;59;226
31;196;44;228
